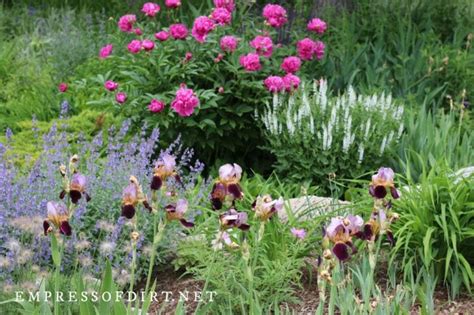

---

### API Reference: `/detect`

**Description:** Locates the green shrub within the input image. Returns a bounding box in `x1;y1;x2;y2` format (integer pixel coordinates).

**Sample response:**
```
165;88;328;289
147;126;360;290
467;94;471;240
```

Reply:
391;165;474;297
71;2;328;172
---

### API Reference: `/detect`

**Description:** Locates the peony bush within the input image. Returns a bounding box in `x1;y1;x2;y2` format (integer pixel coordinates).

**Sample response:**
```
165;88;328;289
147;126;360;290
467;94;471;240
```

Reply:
67;1;327;168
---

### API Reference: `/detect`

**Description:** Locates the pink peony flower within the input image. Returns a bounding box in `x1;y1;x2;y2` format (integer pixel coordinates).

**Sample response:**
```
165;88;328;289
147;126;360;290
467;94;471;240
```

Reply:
58;83;68;93
165;0;181;8
155;31;170;41
307;18;327;34
314;40;325;60
218;86;225;94
148;99;165;113
142;39;155;51
171;84;200;117
104;80;119;91
141;2;160;17
220;35;238;53
262;4;287;28
290;228;306;240
283;73;300;92
264;75;284;93
296;39;325;61
170;23;188;40
250;35;273;58
185;52;193;62
118;14;136;32
191;16;215;43
281;56;301;73
211;7;232;25
134;28;143;35
214;53;224;63
239;53;261;72
214;0;235;12
127;40;142;54
116;92;127;104
99;44;113;59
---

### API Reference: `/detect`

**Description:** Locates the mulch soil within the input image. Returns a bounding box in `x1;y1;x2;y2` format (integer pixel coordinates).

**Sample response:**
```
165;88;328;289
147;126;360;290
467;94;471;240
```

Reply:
141;265;473;314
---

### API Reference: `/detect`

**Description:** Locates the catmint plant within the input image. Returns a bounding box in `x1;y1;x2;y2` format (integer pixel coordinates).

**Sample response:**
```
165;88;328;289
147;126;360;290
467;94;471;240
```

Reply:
0;118;207;293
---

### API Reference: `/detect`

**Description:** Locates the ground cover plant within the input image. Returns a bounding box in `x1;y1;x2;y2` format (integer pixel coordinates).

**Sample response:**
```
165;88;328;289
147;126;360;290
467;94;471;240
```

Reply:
0;0;473;314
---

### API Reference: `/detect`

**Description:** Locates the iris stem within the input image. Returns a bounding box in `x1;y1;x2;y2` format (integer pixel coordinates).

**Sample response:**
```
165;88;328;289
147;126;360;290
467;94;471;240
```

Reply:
144;218;167;297
127;241;137;314
53;234;64;315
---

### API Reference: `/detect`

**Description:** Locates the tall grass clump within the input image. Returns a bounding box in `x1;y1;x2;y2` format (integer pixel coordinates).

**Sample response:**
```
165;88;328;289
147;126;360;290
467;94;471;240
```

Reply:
391;164;474;298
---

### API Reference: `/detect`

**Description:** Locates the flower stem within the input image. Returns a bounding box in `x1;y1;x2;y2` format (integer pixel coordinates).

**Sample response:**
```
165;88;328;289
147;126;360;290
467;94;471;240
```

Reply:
127;241;137;314
144;218;167;296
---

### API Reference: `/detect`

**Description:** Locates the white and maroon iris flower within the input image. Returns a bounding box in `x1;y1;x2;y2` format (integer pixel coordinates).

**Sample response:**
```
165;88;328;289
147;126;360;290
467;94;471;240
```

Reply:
210;163;243;210
362;209;396;246
165;199;194;228
252;195;284;221
324;215;364;261
369;167;400;199
121;176;152;219
150;153;179;190
43;201;72;236
219;208;250;231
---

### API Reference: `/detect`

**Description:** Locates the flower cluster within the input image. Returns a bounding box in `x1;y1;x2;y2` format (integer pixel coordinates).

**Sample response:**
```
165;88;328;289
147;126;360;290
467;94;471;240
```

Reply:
240;4;327;94
319;167;400;282
209;164;250;249
323;167;399;261
44;155;91;237
73;1;328;122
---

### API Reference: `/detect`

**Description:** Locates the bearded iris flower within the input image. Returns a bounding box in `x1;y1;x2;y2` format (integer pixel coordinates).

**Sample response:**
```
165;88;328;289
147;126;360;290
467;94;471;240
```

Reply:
150;153;179;190
59;155;91;204
121;176;152;219
68;173;91;204
219;208;250;231
43;201;72;236
252;195;284;221
323;215;364;261
362;208;398;246
164;199;194;228
211;163;244;210
369;167;400;199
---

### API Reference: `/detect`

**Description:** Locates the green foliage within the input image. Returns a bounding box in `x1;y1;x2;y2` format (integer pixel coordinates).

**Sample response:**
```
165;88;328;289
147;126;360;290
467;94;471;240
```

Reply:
71;2;327;172
0;5;111;132
391;165;474;297
0;110;122;167
319;0;474;111
393;106;474;182
259;81;404;195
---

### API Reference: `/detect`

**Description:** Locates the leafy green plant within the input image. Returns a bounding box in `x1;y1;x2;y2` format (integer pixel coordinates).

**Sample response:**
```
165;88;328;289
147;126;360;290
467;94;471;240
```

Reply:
392;106;474;182
391;164;474;298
